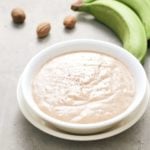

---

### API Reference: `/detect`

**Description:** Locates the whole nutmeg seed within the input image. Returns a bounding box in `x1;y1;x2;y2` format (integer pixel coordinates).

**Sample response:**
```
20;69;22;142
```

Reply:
36;22;51;38
63;16;76;29
11;8;26;23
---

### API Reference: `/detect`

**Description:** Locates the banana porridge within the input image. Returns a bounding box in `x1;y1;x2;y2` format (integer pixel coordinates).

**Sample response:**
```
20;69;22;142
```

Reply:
32;52;135;124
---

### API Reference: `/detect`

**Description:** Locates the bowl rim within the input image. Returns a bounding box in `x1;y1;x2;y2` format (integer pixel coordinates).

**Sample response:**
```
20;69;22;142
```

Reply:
21;39;147;130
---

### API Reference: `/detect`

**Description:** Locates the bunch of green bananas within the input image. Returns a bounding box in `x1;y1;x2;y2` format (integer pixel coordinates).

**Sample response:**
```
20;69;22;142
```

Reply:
71;0;150;62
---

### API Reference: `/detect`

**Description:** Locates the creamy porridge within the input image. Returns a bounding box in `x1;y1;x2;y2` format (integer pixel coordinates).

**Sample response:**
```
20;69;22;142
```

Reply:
32;52;135;124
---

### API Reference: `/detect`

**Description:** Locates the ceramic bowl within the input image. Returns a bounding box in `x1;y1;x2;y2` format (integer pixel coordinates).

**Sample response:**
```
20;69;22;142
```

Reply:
20;39;148;134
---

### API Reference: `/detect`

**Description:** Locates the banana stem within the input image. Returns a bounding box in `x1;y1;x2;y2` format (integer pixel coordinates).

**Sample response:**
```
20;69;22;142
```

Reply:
83;0;96;3
71;0;83;11
71;0;90;12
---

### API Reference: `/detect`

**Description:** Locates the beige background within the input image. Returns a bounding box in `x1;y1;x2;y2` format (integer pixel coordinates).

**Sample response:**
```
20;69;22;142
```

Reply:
0;0;150;149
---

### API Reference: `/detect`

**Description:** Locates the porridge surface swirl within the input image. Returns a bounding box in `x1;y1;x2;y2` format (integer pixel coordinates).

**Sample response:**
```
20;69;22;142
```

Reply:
32;52;135;124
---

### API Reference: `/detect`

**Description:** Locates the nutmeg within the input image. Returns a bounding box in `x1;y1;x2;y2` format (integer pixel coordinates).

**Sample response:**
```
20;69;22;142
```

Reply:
36;22;51;38
11;8;26;24
63;16;76;29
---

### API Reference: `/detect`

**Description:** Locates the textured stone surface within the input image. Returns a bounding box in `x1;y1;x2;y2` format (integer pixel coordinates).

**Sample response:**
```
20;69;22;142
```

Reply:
0;0;150;149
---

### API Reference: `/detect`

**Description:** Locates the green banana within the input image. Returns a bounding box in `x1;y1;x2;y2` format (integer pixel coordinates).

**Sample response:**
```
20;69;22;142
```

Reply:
83;0;150;39
71;0;147;62
113;0;150;39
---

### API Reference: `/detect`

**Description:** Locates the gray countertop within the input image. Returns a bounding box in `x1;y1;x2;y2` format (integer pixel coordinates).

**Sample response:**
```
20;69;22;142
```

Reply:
0;0;150;149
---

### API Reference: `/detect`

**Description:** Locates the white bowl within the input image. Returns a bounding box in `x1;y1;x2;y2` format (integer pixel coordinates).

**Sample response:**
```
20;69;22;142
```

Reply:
20;39;148;134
